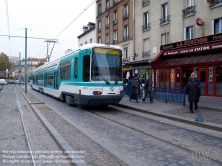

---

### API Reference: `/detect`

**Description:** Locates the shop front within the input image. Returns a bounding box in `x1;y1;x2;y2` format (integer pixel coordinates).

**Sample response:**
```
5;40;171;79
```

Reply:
152;33;222;97
125;59;153;85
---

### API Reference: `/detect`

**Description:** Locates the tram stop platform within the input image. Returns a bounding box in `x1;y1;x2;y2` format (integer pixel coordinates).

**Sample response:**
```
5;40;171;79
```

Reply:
117;95;222;132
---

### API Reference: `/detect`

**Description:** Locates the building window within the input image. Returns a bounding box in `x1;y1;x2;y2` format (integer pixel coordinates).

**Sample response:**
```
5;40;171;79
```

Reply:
182;0;195;17
98;20;101;32
123;26;128;41
214;18;222;34
123;4;128;19
90;39;92;43
98;37;101;43
160;3;169;24
143;12;150;31
142;0;150;7
187;0;194;7
106;16;109;28
143;38;150;57
185;26;194;40
106;33;110;44
209;0;222;8
161;32;169;45
98;4;102;16
113;10;118;24
106;0;110;10
113;30;118;44
113;0;118;5
124;47;128;59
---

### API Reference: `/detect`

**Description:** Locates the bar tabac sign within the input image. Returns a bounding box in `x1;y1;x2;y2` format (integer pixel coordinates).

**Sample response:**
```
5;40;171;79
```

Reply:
160;33;222;51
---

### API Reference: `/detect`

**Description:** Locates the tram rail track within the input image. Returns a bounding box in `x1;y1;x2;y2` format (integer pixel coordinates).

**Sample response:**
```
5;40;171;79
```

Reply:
23;86;222;166
86;107;222;166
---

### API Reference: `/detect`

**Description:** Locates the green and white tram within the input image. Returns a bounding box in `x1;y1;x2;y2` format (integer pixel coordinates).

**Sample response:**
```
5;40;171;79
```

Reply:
30;44;124;107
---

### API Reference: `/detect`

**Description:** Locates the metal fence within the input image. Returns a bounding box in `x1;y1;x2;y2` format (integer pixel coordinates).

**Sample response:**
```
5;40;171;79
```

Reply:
124;85;186;106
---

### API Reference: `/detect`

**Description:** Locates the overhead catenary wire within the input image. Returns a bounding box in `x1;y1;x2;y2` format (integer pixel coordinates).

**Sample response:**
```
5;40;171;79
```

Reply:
35;0;96;58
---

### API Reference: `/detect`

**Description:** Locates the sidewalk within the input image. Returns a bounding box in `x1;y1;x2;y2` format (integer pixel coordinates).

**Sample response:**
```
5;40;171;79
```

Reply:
117;95;222;132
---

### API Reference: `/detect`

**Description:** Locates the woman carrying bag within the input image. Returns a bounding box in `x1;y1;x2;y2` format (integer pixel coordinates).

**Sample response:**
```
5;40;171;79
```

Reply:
186;76;201;113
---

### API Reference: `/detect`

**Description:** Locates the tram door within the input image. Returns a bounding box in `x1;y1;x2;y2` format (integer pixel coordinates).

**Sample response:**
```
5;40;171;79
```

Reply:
54;71;58;89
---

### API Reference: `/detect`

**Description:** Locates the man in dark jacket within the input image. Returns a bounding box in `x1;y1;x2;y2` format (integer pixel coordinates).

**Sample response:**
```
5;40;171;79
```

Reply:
186;76;201;113
142;75;153;103
129;76;140;103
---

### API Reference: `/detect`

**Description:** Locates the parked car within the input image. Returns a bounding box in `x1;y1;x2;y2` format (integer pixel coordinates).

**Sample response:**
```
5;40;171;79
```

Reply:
0;79;7;85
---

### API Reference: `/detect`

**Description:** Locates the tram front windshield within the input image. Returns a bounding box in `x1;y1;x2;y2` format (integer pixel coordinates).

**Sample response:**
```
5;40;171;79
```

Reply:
91;48;122;83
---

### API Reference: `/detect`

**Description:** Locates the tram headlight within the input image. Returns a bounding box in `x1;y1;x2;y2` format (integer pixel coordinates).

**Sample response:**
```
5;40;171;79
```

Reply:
119;90;124;94
93;91;102;95
78;90;81;95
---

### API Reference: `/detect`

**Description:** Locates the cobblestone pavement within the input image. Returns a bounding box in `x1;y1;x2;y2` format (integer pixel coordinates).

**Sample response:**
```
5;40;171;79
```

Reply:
28;87;221;166
88;106;222;161
20;87;127;166
15;87;71;166
0;85;31;166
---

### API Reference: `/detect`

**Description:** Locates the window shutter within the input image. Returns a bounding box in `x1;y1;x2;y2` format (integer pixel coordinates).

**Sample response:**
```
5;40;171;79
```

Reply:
219;19;222;33
184;27;186;40
211;20;214;34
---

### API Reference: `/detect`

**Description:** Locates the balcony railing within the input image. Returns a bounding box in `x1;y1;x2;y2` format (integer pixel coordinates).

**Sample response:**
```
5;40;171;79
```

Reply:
182;6;195;17
123;36;129;41
160;15;170;25
209;0;222;7
113;39;118;44
98;28;101;33
97;11;102;17
123;13;129;20
105;24;109;29
123;58;129;63
142;23;150;31
113;0;118;6
142;51;150;57
142;0;150;7
113;19;118;25
105;5;110;10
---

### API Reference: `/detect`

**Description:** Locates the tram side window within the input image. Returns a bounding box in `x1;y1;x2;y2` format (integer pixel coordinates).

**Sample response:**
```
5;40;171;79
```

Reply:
44;74;47;87
60;61;70;79
47;73;53;86
83;55;90;82
74;57;78;79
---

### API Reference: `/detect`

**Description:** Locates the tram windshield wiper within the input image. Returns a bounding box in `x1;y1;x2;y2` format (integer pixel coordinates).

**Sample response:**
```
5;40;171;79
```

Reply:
99;74;110;84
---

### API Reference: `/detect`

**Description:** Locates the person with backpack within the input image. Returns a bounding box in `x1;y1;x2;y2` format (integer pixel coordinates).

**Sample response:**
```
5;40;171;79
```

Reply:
142;75;153;103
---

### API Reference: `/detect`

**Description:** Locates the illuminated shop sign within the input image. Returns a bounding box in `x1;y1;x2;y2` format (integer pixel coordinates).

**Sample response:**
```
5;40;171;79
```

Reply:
160;33;222;50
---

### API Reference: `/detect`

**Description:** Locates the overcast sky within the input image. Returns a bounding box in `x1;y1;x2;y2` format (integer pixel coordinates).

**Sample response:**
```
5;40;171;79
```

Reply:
0;0;96;61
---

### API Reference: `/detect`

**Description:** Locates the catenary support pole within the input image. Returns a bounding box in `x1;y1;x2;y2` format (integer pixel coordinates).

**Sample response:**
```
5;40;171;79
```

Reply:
25;28;27;93
19;52;21;86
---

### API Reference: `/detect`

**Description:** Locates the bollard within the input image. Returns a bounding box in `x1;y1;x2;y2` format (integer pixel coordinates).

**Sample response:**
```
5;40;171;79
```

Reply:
183;86;186;106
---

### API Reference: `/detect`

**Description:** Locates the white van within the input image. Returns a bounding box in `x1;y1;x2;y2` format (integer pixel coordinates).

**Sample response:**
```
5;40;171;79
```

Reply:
0;79;7;85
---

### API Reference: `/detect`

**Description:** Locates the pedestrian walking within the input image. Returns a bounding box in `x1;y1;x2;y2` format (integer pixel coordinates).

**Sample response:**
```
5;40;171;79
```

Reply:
142;75;153;103
188;72;200;85
129;76;140;103
188;72;201;105
186;76;201;113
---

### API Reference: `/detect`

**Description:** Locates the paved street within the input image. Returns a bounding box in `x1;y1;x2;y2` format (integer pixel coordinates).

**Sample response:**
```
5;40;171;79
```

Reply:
1;84;222;166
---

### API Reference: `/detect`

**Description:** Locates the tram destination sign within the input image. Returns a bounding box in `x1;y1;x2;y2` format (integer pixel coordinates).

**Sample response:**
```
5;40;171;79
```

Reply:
163;42;222;56
160;33;222;50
